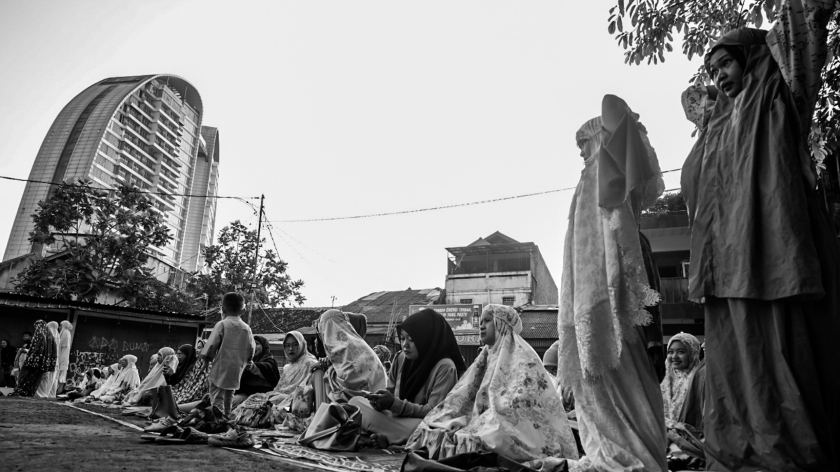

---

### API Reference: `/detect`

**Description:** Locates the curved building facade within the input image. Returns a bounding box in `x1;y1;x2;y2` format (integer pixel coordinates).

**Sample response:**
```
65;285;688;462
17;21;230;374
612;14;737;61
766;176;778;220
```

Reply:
4;74;219;277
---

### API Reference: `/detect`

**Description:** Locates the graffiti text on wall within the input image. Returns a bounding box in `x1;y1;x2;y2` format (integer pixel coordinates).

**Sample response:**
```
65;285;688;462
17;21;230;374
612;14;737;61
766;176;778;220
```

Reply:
86;335;150;353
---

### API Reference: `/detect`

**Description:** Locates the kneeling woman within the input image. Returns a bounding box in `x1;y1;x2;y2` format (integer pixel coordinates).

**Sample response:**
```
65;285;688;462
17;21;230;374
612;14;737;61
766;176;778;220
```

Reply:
406;304;579;464
350;308;464;447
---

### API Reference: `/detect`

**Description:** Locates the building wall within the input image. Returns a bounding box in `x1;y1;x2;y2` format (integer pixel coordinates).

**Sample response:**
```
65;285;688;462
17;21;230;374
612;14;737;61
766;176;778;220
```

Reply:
4;78;148;261
180;126;219;273
531;250;558;305
445;271;532;306
3;75;213;280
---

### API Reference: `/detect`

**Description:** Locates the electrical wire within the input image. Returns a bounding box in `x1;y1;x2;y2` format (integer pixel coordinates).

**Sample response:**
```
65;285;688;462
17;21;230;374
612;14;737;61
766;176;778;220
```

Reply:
273;226;338;264
261;206;335;281
0;174;259;200
267;168;683;223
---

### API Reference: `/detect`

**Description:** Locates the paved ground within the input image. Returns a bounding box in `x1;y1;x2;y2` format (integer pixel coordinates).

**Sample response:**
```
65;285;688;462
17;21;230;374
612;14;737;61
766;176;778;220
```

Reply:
0;396;307;471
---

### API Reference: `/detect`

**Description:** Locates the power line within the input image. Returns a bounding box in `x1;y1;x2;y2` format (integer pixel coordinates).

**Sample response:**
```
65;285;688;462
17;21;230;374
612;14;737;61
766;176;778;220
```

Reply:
266;168;683;223
273;226;338;264
0;174;259;200
261;206;334;281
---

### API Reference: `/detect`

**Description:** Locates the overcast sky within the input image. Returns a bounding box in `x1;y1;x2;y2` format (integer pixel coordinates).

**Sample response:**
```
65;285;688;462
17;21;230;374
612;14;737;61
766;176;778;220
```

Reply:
0;1;700;308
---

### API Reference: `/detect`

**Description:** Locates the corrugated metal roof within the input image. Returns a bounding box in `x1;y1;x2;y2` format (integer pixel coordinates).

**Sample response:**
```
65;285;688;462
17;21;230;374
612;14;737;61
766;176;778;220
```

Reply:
0;293;206;325
341;288;442;324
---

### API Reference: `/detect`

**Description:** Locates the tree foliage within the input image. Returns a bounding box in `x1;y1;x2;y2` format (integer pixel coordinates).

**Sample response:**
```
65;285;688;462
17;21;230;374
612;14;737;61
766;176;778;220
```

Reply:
14;180;194;311
188;220;305;309
606;0;840;159
643;189;688;214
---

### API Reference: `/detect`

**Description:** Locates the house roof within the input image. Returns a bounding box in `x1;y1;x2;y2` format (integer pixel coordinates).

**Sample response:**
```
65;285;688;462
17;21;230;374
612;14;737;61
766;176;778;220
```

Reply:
0;292;206;325
640;226;691;253
0;252;36;269
206;306;330;335
341;288;442;325
446;242;538;257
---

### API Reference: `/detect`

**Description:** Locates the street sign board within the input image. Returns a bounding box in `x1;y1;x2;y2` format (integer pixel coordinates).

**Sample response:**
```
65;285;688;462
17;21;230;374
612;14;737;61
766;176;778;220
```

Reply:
408;304;483;345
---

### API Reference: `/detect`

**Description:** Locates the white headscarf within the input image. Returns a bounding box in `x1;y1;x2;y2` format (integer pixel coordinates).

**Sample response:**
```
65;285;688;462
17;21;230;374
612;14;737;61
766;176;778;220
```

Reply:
123;347;177;405
274;331;318;396
407;304;579;464
107;354;140;394
660;332;702;421
58;321;73;370
318;309;386;400
89;363;119;398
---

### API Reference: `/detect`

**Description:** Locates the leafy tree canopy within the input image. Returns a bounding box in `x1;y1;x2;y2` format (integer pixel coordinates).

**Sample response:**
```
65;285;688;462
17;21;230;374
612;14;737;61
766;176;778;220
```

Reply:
643;189;687;214
14;180;193;311
188;220;305;310
606;0;840;160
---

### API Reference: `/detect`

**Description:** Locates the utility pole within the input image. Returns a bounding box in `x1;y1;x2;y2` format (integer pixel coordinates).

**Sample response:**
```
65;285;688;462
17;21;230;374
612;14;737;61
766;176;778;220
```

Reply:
331;296;337;308
247;194;265;324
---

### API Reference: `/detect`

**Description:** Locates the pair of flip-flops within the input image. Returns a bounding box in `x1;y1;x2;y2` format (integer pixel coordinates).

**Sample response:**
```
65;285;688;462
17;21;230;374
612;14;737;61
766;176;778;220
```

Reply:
140;426;208;444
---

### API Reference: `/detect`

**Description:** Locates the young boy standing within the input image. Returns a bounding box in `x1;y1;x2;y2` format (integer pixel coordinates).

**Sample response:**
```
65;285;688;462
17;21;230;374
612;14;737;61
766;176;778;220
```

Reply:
200;292;255;417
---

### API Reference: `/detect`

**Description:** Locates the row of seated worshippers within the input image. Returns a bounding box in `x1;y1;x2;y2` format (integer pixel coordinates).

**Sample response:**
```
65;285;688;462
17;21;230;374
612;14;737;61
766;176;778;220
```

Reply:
61;343;210;409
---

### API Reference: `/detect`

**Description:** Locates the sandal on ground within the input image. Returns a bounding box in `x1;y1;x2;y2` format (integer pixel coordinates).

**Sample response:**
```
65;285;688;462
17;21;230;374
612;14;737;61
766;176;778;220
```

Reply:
143;416;176;433
207;428;254;448
156;427;209;445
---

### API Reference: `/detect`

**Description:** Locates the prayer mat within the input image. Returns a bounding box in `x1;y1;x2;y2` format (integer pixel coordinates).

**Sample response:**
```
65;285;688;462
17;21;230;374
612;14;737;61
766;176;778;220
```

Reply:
267;443;401;472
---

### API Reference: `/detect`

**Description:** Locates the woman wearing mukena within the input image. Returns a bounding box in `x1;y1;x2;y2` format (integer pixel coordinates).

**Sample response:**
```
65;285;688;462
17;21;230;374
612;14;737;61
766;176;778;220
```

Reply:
679;0;840;468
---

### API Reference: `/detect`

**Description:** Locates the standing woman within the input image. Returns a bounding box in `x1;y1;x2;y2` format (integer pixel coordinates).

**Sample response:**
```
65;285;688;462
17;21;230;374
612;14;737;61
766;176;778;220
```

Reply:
558;97;667;472
11;320;56;397
57;321;73;394
350;308;465;447
679;1;840;468
36;321;61;398
406;305;578;466
0;340;15;387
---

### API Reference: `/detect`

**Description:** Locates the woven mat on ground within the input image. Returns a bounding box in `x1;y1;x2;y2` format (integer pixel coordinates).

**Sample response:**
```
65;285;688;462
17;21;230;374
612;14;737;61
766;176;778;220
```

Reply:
266;443;403;472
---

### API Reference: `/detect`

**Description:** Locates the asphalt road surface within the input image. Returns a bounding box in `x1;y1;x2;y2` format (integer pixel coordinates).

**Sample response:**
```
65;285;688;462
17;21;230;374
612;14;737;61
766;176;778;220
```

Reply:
0;396;307;471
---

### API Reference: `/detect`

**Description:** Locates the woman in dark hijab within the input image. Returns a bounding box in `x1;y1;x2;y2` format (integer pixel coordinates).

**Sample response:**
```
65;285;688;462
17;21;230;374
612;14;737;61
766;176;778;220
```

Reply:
346;312;367;338
350;308;465;447
165;344;197;386
679;1;840;469
231;335;279;409
11;320;57;397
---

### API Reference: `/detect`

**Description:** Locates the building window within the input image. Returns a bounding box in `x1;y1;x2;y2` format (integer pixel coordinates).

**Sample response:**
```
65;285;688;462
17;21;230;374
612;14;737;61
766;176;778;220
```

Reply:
459;298;473;304
502;296;515;306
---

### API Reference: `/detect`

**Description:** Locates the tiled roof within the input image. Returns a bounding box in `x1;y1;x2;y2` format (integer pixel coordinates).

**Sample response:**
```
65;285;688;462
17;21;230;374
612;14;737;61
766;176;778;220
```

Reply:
0;293;206;325
206;306;330;334
341;288;443;325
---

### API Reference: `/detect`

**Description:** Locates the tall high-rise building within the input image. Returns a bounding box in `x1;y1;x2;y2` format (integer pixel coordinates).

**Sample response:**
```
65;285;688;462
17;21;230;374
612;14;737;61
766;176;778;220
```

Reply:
3;74;219;278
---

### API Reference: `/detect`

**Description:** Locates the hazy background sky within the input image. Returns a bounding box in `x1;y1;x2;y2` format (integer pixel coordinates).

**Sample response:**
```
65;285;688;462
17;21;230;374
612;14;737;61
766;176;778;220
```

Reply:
0;1;700;308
